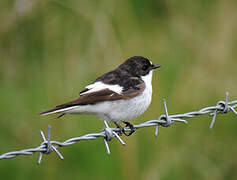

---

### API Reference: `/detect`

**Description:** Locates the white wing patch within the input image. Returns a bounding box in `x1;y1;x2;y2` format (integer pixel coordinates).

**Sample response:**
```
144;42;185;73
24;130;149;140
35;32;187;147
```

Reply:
80;82;123;95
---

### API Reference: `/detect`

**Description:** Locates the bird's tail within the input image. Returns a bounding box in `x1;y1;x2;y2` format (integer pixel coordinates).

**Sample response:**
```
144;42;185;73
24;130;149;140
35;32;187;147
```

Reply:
39;105;76;116
40;97;81;117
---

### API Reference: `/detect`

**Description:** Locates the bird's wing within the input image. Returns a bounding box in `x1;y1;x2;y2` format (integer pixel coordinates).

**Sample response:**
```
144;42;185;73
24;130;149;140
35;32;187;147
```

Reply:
79;70;122;95
40;77;145;116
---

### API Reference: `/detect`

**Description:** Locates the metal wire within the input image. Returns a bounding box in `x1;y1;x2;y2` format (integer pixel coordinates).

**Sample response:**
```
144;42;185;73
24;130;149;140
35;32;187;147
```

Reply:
0;92;236;164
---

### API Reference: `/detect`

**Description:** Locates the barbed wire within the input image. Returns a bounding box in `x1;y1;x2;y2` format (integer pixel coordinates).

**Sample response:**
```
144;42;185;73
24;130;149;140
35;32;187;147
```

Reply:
0;92;236;164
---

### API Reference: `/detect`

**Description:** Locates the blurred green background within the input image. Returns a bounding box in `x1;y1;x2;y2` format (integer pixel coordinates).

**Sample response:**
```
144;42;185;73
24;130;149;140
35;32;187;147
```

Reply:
0;0;237;179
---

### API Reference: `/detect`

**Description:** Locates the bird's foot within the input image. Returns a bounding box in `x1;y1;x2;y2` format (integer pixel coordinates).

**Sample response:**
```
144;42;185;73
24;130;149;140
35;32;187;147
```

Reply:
114;122;125;136
123;122;136;136
114;122;136;136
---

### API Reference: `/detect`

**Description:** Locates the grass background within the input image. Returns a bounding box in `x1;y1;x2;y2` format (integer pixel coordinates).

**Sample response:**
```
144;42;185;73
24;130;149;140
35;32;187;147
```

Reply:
0;0;237;179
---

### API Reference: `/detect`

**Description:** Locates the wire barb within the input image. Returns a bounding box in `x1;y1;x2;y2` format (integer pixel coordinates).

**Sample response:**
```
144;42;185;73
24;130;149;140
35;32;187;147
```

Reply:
38;125;64;165
209;92;231;129
103;120;126;154
0;92;236;164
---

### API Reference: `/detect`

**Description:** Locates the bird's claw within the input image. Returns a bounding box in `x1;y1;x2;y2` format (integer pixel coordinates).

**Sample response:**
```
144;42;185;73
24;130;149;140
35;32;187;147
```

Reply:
123;122;136;136
114;122;136;136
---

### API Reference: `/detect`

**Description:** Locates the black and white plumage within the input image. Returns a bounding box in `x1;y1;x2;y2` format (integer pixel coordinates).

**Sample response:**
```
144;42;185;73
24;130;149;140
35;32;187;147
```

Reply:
40;56;161;124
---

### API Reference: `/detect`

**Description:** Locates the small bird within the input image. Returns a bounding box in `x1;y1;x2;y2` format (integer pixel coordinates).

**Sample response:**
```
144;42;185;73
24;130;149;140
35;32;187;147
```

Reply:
40;56;161;136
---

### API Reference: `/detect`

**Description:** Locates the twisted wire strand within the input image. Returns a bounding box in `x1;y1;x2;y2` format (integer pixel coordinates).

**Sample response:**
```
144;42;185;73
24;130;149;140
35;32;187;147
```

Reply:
0;92;236;164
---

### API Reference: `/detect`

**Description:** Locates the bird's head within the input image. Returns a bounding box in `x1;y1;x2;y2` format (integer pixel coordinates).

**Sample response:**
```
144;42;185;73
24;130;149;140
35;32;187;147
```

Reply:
119;56;161;77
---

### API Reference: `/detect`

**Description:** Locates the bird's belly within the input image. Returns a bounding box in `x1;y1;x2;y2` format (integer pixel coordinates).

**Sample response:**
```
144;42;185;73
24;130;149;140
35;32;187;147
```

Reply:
104;92;152;122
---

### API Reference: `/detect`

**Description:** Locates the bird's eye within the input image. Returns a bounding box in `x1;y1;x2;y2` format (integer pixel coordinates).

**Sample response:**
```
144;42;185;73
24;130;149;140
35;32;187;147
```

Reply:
142;65;149;71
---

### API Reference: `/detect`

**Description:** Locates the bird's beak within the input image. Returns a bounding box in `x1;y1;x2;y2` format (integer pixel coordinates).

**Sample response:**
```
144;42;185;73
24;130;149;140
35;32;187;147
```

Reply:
151;64;161;69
